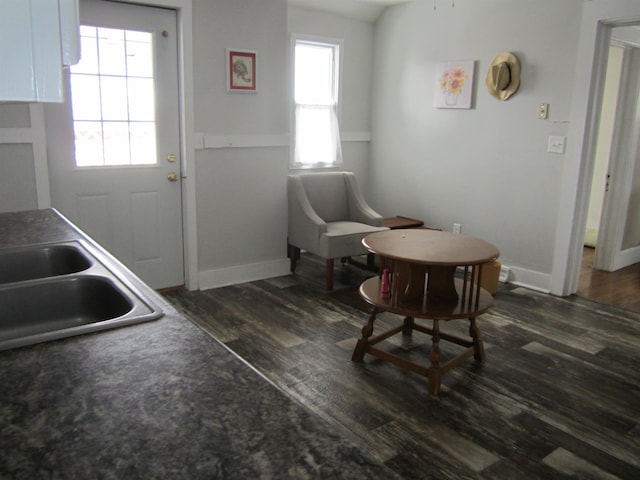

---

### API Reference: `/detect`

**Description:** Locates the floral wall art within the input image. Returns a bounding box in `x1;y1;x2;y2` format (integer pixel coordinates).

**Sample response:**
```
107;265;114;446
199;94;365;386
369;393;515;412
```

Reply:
227;49;257;93
434;60;475;109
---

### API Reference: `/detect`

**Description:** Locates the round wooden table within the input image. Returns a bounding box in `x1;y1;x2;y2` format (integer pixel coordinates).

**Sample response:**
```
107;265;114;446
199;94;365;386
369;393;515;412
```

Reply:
351;229;500;395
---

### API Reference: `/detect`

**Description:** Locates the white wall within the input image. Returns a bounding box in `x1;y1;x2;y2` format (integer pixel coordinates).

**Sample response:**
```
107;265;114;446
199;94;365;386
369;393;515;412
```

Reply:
0;103;49;213
368;0;583;291
192;0;289;288
287;6;376;189
194;1;376;288
0;104;36;213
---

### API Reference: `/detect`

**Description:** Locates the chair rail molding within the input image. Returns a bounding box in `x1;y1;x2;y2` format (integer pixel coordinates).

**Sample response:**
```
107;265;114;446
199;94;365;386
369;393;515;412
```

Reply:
194;131;371;150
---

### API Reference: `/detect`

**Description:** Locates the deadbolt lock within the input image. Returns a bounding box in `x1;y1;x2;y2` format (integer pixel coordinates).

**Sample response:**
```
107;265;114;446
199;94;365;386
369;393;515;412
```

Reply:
167;154;177;163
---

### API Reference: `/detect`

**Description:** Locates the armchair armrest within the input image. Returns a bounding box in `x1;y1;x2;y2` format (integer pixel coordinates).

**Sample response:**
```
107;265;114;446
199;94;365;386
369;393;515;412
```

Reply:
344;173;384;226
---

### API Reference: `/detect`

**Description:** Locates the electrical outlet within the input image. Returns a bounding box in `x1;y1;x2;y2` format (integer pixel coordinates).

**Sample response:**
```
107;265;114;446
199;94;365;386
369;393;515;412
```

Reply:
538;102;549;119
453;223;461;234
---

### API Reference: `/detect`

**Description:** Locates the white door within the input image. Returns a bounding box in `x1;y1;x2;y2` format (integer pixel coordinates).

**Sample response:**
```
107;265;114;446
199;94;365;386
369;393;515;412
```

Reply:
595;38;640;272
46;0;183;289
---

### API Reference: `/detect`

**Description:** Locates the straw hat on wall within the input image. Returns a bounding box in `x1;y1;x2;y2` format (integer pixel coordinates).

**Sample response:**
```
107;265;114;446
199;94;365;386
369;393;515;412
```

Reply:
486;52;521;100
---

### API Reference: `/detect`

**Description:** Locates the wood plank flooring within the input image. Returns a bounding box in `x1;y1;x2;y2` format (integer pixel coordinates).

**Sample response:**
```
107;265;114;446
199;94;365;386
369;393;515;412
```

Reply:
577;246;640;314
164;254;640;480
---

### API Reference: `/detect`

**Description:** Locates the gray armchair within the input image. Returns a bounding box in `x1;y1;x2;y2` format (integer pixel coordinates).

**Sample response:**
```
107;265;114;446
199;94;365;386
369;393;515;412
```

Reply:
287;171;388;290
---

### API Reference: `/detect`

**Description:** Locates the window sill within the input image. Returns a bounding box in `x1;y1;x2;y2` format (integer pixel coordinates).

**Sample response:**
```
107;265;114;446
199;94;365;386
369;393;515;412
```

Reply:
289;163;342;170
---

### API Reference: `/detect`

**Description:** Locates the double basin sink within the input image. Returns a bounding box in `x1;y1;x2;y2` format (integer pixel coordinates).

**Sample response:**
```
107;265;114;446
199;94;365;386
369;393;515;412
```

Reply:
0;240;163;350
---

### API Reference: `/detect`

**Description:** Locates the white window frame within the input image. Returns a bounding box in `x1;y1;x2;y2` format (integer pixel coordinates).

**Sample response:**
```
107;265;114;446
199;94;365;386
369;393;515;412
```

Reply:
69;25;158;168
290;33;343;169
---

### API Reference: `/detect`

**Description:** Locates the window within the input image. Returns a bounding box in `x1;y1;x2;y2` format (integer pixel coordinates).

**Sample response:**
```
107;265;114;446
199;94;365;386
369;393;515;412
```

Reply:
291;36;342;168
69;26;157;167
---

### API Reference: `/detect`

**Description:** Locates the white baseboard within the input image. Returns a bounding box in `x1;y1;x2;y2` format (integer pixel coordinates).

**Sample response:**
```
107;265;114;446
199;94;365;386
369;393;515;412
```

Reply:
198;257;552;295
199;258;291;291
613;244;640;271
505;265;552;294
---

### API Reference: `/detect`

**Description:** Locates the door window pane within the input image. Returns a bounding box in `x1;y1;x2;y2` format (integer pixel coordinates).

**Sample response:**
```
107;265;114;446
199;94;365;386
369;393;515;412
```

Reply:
126;33;153;77
70;75;101;120
74;121;104;167
127;78;155;121
97;28;127;76
69;27;156;167
103;122;131;166
100;76;129;121
72;26;99;75
130;122;157;165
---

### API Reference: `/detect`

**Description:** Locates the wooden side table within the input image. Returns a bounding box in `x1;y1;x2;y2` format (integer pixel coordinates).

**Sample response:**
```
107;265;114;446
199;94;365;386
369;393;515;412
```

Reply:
352;229;500;395
383;216;425;229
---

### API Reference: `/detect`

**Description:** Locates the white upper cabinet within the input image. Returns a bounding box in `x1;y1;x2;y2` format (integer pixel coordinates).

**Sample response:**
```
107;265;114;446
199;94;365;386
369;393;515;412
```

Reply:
0;0;80;103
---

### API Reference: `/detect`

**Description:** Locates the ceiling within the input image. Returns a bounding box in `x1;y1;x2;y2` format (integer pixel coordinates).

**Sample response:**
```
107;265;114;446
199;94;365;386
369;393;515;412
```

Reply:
288;0;414;22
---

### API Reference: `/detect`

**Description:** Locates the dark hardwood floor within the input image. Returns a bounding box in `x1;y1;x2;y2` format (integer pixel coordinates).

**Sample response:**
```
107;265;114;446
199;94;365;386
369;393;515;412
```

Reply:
164;254;640;479
577;246;640;314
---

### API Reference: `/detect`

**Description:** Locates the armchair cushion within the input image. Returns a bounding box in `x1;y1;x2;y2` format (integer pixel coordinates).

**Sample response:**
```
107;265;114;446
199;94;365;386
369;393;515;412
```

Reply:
321;221;388;259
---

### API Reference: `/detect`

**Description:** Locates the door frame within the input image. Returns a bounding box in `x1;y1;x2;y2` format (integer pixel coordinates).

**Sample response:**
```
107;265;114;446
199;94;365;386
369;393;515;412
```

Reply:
595;41;640;271
35;0;198;290
550;2;640;297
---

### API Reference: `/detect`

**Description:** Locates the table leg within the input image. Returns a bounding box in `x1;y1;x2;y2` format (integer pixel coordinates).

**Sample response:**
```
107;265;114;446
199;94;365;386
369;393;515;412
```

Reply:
289;245;300;272
367;253;375;267
326;259;334;290
352;307;379;362
402;316;414;336
469;317;485;362
428;319;442;395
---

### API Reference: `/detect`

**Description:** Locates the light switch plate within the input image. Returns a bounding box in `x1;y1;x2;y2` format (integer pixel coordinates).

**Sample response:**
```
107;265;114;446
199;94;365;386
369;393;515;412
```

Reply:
547;135;566;154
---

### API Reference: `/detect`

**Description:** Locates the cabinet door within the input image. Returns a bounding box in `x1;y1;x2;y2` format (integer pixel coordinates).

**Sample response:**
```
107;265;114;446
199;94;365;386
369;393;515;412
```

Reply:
0;0;79;102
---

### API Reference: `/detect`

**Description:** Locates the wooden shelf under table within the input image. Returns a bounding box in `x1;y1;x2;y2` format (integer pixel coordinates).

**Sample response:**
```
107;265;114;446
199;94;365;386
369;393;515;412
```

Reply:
359;276;494;320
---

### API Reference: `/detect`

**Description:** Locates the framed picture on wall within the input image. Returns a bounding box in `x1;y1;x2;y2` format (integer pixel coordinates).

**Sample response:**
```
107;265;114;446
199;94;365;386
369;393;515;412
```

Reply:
226;49;257;93
434;60;475;109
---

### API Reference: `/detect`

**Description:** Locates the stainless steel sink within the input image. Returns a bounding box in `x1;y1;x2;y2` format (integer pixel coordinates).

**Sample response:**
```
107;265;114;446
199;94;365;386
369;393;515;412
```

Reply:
0;243;92;284
0;240;163;350
0;276;133;341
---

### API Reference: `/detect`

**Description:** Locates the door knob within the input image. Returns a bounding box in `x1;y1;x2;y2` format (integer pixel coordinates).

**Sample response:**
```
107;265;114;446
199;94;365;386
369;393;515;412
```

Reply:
167;172;179;182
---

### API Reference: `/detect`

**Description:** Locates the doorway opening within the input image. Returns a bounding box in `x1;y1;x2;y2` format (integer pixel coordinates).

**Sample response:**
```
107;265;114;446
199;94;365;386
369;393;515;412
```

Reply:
577;23;640;313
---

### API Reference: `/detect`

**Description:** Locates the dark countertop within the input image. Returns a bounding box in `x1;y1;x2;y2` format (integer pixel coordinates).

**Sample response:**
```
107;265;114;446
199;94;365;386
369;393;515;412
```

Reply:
0;209;397;479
